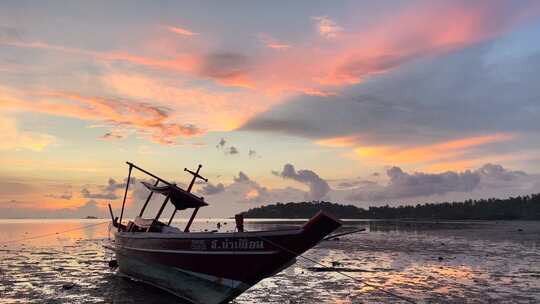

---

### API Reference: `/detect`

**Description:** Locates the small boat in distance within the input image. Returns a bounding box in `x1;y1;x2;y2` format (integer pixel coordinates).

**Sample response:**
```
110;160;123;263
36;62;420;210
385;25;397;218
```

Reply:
109;162;342;304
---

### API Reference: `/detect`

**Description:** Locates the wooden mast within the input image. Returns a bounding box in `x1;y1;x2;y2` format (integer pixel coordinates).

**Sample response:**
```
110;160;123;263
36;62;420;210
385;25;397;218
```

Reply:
118;164;132;231
172;164;207;231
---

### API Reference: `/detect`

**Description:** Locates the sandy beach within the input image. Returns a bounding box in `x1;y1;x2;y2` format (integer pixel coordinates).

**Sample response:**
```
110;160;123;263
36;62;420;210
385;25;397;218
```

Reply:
0;219;539;303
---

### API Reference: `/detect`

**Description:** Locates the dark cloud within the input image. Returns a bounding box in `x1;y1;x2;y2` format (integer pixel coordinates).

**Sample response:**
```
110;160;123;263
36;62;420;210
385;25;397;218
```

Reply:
335;52;422;84
336;180;376;189
81;188;118;200
81;177;136;200
45;193;73;200
198;183;225;195
216;138;226;148
348;167;480;201
248;149;257;158
225;146;239;155
198;52;251;82
346;163;532;202
101;132;125;140
234;172;250;183
240;40;540;147
277;164;331;200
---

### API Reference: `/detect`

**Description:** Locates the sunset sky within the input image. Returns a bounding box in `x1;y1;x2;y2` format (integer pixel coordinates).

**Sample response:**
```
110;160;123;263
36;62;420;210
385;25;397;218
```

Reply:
1;0;540;218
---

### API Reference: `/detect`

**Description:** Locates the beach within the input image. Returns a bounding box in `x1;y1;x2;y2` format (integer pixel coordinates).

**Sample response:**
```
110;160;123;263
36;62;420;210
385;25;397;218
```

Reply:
0;219;539;303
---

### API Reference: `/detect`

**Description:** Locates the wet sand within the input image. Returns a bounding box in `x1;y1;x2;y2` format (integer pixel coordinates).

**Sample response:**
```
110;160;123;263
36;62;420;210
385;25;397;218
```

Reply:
1;219;539;303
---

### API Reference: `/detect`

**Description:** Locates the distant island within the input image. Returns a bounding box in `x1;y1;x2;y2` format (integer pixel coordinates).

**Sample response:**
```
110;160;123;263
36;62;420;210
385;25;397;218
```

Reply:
85;216;98;219
243;193;540;220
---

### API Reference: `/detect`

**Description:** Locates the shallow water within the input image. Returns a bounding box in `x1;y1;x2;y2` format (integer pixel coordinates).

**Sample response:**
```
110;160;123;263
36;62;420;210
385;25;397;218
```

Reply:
0;219;539;303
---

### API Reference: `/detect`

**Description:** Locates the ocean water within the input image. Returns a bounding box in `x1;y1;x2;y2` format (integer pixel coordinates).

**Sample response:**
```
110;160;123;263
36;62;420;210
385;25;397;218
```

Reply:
0;219;539;303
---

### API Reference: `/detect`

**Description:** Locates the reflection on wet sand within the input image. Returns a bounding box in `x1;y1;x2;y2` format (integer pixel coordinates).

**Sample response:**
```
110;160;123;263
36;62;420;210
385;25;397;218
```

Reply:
1;219;539;303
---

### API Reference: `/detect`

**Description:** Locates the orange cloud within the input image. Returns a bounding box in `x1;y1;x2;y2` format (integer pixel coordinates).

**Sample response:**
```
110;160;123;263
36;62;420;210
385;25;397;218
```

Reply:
3;40;199;75
165;25;198;36
2;88;202;145
423;151;538;173
353;133;516;165
102;72;279;131
315;135;363;148
0;115;55;151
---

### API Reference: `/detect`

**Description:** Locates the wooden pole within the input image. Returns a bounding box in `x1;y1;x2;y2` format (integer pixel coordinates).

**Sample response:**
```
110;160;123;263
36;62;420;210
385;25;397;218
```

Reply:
118;164;133;232
184;207;200;232
167;209;177;226
154;196;170;222
139;179;160;217
108;203;115;224
169;164;207;227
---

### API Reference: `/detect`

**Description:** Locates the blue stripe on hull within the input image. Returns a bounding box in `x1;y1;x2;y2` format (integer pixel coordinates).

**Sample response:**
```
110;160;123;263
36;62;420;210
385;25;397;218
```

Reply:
117;252;250;304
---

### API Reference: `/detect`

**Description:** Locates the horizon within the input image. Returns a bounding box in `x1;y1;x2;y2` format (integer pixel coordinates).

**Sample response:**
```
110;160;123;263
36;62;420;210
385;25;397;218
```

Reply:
2;0;540;219
2;192;537;219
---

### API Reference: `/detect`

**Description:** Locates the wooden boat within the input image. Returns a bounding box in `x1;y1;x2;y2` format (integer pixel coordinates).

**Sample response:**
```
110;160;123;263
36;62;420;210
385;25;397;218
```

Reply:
109;162;342;304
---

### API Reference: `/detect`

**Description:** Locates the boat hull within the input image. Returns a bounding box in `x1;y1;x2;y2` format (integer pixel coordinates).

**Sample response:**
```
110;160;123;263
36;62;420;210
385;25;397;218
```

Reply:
114;211;341;304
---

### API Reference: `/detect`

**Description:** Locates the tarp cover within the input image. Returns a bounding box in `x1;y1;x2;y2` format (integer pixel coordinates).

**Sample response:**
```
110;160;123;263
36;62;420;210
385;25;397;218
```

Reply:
141;181;208;210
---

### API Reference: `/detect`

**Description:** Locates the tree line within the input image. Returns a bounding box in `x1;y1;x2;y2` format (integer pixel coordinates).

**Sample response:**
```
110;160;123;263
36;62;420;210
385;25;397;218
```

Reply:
242;193;540;220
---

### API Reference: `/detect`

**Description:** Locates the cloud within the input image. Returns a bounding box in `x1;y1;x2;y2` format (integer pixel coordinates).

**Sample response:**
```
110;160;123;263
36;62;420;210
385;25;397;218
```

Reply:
216;138;226;148
0;181;34;195
45;193;73;200
197;52;254;88
348;166;481;201
100;131;127;141
277;164;331;200
81;188;118;200
353;133;516;166
225;146;239;155
234;171;251;183
0;115;55;151
259;33;291;50
241;28;540;169
312;16;343;39
101;73;276;131
345;163;535;202
2;90;201;145
0;26;22;42
198;170;306;207
165;25;197;36
198;183;225;195
0;200;108;219
248;149;257;158
80;177;136;201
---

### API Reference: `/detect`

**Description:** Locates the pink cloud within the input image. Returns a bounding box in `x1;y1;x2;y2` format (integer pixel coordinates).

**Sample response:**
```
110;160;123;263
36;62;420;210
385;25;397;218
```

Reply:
165;25;198;36
259;33;291;50
312;16;343;39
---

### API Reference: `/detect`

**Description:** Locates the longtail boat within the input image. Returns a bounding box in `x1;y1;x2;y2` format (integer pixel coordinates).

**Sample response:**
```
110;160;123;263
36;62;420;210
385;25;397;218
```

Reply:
109;162;342;304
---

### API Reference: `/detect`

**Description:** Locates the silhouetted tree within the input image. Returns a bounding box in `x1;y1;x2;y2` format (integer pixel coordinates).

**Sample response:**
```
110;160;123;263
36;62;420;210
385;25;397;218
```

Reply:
243;194;540;220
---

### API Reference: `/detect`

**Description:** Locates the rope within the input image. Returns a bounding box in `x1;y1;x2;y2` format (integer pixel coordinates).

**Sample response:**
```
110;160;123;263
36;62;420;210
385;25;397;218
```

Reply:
257;235;417;304
0;221;109;245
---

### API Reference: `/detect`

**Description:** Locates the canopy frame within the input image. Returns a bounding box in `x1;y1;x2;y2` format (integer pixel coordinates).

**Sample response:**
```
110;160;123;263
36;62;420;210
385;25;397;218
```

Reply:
118;162;208;232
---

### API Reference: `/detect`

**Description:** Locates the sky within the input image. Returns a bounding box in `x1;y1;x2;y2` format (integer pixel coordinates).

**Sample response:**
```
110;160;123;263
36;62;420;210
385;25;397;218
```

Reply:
1;0;540;218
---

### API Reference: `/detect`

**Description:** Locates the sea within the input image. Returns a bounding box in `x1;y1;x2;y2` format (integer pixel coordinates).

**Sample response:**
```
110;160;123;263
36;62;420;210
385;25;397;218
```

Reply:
0;218;539;303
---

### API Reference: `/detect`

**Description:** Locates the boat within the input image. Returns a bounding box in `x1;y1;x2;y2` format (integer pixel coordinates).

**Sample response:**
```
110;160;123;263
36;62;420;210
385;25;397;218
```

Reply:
109;162;342;304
